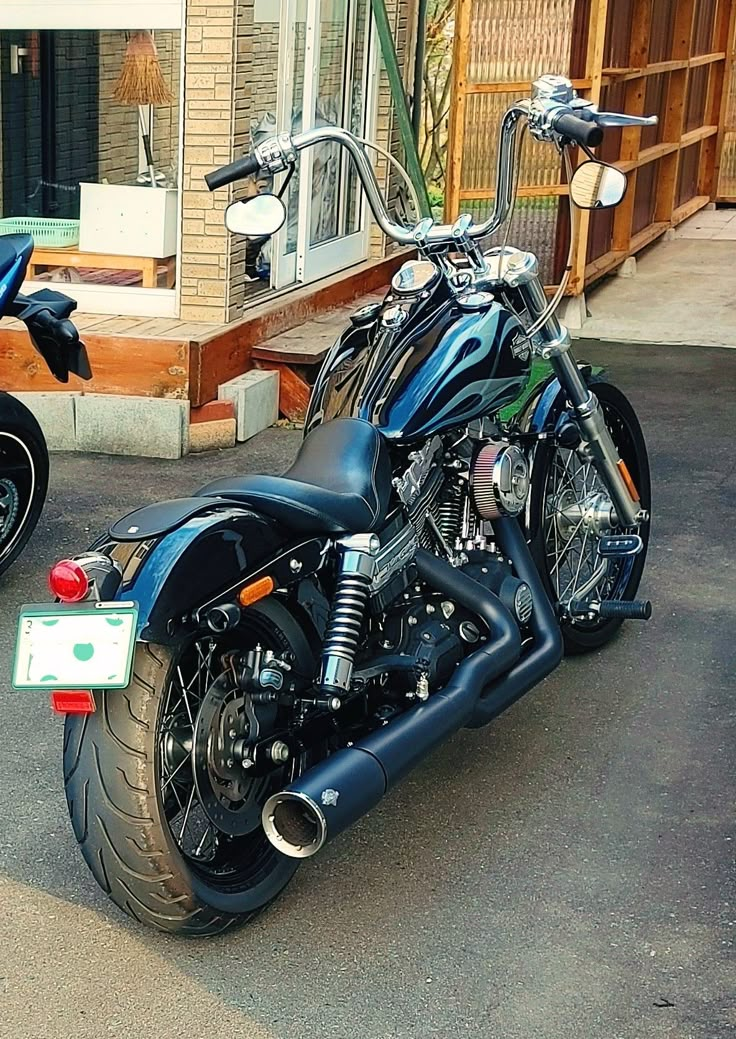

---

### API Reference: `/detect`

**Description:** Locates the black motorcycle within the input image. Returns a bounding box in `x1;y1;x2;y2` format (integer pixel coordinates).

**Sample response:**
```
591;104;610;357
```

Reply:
19;75;654;935
0;234;91;576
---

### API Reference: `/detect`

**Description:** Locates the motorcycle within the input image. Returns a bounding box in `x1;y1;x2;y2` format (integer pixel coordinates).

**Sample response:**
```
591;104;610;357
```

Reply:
0;234;91;576
15;74;655;935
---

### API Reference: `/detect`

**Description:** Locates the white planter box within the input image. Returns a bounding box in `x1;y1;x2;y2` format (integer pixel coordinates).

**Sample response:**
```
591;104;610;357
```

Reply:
79;183;178;258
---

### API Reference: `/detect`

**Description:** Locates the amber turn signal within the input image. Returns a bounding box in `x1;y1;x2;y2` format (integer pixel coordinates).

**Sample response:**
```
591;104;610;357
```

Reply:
238;575;274;607
617;459;640;502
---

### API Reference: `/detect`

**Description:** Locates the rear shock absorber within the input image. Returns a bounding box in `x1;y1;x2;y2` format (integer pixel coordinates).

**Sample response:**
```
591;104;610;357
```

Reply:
320;534;380;698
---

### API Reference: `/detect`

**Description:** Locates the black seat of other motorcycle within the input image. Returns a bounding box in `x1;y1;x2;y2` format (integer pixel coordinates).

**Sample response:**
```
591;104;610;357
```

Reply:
0;234;33;303
198;417;392;534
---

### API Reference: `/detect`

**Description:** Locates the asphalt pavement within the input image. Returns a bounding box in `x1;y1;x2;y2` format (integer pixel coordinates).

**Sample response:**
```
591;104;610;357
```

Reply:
0;341;733;1039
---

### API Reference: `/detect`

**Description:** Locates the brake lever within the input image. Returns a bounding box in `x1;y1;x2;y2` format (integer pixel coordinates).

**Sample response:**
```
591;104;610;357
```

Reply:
594;112;659;128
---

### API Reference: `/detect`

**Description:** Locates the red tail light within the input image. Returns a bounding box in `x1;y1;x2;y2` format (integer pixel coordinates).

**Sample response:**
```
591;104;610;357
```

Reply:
51;690;96;714
48;560;90;603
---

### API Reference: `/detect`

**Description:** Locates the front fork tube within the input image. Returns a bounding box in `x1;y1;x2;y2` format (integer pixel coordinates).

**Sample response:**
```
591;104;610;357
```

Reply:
506;259;646;530
549;351;646;529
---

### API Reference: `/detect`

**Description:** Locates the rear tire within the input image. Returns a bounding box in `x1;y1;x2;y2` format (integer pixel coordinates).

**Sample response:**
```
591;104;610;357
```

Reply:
0;392;48;578
63;600;314;936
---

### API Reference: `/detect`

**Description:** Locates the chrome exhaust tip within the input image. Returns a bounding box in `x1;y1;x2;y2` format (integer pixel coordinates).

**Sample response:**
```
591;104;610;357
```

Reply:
262;791;327;859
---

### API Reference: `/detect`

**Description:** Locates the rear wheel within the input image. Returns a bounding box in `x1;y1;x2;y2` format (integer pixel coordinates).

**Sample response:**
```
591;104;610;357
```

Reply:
0;393;49;578
63;599;316;935
529;381;651;654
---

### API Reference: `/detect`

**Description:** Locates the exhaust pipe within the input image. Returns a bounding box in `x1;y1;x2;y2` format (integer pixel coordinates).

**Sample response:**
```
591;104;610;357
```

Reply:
263;519;560;858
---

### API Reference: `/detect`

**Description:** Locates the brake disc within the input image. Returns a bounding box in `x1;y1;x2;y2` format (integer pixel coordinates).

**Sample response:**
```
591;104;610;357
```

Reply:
192;675;272;837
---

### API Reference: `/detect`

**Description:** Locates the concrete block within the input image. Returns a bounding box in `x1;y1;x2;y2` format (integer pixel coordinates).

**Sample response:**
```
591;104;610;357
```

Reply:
663;227;676;241
189;417;236;453
218;369;279;442
75;395;190;459
617;256;637;279
10;392;78;452
557;293;587;330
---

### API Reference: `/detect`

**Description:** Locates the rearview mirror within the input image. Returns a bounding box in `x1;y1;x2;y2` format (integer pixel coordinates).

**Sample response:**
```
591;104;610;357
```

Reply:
570;161;627;210
225;193;287;237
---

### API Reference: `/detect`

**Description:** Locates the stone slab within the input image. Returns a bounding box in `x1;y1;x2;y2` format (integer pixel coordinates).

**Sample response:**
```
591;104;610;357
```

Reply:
75;395;190;459
9;392;78;452
218;369;279;442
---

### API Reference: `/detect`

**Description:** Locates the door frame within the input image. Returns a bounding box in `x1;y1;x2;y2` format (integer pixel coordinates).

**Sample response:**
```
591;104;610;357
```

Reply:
272;0;377;291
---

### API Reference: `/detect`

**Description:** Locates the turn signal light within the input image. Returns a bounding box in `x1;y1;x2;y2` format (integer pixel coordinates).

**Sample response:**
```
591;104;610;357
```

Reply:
51;690;96;715
48;559;90;603
238;575;274;607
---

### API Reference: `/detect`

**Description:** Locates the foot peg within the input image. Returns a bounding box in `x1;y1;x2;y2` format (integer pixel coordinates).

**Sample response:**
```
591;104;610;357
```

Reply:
569;598;652;620
598;534;643;557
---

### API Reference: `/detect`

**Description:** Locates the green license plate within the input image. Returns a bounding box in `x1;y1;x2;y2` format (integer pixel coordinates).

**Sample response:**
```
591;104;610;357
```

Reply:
13;602;138;690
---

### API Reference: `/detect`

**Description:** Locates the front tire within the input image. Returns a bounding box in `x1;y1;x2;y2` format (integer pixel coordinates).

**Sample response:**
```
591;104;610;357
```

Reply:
63;600;315;936
0;393;49;578
528;380;651;654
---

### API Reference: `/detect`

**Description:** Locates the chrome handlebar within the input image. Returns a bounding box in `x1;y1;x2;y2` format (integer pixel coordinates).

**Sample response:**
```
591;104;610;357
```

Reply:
214;74;657;252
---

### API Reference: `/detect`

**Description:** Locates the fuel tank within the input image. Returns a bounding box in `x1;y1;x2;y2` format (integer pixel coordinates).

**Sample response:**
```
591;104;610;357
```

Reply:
306;267;532;443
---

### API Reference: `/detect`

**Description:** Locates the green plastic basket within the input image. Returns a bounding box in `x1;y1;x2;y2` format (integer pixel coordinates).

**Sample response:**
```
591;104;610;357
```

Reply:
0;217;80;248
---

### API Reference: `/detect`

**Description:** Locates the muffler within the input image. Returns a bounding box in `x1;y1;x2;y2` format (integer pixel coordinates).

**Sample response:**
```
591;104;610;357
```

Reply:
263;519;561;859
263;542;522;858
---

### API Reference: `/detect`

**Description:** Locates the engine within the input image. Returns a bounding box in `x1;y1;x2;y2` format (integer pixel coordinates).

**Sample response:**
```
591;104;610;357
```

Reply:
359;428;533;698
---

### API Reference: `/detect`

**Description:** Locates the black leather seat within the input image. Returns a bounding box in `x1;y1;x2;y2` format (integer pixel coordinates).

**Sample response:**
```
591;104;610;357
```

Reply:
198;417;392;534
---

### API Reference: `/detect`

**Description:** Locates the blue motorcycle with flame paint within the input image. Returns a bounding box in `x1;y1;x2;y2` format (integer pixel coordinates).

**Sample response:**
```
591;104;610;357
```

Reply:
31;75;654;935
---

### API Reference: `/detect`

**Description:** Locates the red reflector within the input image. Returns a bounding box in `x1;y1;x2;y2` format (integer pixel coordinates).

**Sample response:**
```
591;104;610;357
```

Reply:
51;690;96;715
48;559;90;603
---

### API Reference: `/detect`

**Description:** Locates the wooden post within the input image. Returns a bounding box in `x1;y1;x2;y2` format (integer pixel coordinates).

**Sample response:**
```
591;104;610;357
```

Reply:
611;0;652;253
444;0;472;223
712;0;736;198
570;0;610;295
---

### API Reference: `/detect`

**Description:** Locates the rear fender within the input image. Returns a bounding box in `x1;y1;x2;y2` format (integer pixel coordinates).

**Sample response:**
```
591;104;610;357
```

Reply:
92;503;328;644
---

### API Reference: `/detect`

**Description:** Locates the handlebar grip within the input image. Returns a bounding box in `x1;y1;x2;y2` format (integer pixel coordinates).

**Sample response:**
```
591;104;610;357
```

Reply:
553;112;604;148
205;153;261;191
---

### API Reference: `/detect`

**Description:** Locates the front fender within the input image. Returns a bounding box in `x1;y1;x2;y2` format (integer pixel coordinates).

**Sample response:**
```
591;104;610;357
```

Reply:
103;505;286;644
515;363;601;435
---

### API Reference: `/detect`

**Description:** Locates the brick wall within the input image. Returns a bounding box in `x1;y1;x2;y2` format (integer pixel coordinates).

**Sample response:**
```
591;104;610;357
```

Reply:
179;0;415;323
179;0;237;323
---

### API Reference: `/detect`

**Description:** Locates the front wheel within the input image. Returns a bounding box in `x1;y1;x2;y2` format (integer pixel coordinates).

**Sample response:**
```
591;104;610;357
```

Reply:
63;599;317;935
528;380;651;654
0;393;49;578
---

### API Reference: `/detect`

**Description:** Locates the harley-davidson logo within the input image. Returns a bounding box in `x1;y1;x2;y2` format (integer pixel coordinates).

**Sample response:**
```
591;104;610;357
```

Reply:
511;331;532;362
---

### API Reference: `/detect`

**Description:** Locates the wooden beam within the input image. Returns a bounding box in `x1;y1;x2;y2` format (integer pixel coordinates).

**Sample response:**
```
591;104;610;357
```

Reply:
444;0;472;223
572;0;610;295
628;221;670;252
602;59;689;80
253;362;311;422
465;79;591;95
0;329;190;398
688;50;727;68
585;248;627;283
680;123;719;146
459;184;570;200
617;141;680;173
714;0;736;199
672;193;711;223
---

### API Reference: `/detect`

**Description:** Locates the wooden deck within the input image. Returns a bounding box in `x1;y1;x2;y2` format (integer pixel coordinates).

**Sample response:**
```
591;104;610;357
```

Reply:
0;253;407;409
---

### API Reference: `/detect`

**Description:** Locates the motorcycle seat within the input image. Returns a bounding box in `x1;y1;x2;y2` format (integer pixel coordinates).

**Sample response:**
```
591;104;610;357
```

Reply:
198;417;392;534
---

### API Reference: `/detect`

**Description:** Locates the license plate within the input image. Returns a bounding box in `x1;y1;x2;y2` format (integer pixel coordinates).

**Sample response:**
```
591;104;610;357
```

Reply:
13;602;138;691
